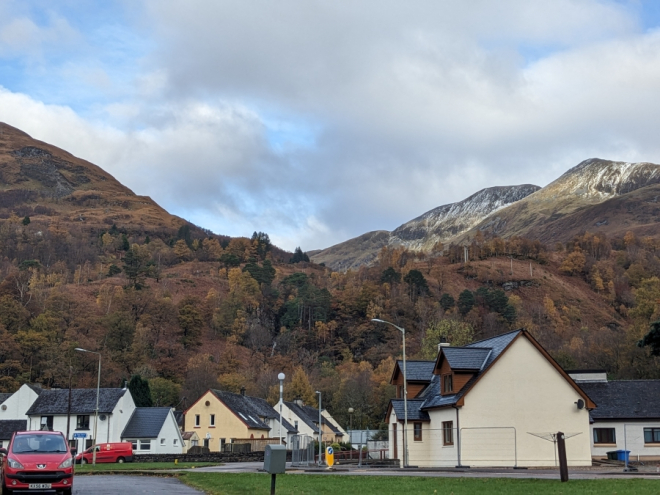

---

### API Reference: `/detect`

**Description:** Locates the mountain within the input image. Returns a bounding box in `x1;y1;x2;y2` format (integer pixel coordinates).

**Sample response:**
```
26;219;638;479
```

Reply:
311;185;540;270
463;158;660;243
0;122;185;233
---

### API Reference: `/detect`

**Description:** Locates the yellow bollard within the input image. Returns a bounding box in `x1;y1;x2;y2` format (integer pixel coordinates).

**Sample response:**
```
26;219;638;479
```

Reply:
174;459;178;465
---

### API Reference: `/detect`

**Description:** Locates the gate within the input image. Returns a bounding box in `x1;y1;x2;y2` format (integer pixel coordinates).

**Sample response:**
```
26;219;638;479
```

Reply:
291;435;314;466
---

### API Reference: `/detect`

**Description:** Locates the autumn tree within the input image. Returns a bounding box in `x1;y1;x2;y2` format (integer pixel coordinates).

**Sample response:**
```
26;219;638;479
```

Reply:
419;319;474;359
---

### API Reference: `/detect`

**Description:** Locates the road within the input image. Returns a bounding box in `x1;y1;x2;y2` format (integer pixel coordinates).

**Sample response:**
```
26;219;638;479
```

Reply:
73;475;203;494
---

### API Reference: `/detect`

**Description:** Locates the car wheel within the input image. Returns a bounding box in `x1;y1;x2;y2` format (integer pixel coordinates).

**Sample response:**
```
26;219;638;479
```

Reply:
61;488;72;495
2;481;12;495
117;457;125;463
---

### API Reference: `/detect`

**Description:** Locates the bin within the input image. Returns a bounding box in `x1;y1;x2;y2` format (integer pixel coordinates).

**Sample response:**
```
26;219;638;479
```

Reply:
606;451;617;460
615;450;630;462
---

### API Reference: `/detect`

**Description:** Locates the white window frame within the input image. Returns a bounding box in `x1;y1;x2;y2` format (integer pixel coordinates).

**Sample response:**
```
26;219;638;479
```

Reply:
195;415;200;427
210;414;215;427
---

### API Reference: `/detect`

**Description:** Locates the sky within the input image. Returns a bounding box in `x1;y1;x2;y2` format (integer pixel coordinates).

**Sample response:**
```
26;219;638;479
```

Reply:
2;1;660;251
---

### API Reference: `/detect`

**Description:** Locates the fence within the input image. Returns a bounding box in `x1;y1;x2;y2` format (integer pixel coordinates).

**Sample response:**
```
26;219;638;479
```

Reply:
224;438;281;453
291;435;315;467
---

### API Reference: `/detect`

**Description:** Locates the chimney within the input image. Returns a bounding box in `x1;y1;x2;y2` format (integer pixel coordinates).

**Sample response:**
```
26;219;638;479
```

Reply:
240;387;246;396
437;341;450;352
294;398;304;407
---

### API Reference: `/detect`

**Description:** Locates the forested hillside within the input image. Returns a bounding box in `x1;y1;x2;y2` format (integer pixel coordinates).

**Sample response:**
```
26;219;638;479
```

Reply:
1;123;660;433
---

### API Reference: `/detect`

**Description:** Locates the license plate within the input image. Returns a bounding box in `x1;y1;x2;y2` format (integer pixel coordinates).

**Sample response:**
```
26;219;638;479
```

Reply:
29;483;52;489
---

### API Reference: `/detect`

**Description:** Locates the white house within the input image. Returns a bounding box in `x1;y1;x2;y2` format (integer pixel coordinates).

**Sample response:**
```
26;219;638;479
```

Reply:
25;388;136;453
279;399;344;443
572;371;660;462
0;384;43;421
386;329;595;468
121;407;185;454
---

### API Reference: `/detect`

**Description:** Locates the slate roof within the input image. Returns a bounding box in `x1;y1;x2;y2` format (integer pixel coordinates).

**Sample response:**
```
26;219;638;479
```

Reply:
210;390;271;430
441;347;492;371
173;411;184;427
0;420;27;440
0;393;12;405
26;384;44;396
26;388;127;415
421;330;522;411
121;407;171;439
391;400;430;421
284;401;343;436
394;361;435;382
579;381;660;420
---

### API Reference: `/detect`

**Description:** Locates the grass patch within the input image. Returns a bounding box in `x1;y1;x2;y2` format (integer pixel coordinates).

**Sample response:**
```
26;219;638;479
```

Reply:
76;461;221;472
178;472;660;495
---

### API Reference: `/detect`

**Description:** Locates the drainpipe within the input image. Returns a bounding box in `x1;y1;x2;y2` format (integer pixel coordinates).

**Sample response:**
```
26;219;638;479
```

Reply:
453;406;461;468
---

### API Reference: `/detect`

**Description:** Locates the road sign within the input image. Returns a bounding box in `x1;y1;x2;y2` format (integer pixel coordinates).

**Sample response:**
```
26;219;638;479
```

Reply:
326;446;334;467
73;433;87;439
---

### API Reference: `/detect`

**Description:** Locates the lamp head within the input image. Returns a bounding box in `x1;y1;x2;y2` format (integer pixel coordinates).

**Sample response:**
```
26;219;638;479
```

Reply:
74;348;87;352
277;372;285;381
371;318;384;323
348;407;354;413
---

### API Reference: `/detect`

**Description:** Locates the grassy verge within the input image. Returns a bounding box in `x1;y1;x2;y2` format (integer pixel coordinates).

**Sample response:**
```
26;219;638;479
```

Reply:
76;461;222;472
178;472;660;495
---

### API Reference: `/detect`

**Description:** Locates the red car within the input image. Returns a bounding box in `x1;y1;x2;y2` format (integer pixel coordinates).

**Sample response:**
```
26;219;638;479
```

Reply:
0;431;75;495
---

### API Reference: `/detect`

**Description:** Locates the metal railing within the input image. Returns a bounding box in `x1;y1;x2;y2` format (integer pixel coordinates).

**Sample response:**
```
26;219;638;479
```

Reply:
291;435;314;467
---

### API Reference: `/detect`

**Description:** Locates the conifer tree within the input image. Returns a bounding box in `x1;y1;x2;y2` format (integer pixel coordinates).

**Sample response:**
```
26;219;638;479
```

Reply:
128;375;153;407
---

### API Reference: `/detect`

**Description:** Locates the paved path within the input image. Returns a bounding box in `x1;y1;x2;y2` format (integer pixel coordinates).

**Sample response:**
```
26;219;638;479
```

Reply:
73;475;203;494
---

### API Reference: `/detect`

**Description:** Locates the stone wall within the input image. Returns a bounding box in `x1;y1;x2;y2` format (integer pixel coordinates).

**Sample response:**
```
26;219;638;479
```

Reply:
134;451;265;463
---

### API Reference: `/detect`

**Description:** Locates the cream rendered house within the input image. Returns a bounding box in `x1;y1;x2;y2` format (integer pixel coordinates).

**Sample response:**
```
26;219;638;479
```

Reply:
387;330;595;468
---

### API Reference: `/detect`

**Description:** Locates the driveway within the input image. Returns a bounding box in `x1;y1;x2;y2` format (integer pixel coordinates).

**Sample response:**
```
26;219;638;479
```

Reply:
73;475;203;494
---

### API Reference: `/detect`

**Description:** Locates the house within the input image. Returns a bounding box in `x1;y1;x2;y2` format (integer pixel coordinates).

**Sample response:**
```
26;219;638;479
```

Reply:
181;431;199;451
25;388;136;453
571;370;660;462
391;360;436;399
0;420;27;448
0;384;43;421
183;388;296;452
386;329;595;467
279;399;344;443
121;407;184;454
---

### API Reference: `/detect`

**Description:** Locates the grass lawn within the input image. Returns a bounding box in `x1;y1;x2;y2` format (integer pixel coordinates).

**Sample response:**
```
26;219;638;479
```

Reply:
76;461;222;472
178;472;660;495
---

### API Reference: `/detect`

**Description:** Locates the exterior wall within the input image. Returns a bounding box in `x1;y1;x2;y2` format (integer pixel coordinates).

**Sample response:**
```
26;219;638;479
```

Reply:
265;416;296;446
322;410;347;437
184;391;268;452
458;336;592;467
388;409;457;467
132;410;185;454
279;401;338;443
590;421;660;461
0;385;40;421
182;432;199;451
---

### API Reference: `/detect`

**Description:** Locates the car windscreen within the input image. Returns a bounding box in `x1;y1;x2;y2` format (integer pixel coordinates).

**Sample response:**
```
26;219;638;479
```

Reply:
12;434;68;454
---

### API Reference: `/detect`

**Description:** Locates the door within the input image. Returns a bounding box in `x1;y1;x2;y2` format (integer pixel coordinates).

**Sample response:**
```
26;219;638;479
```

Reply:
392;423;397;460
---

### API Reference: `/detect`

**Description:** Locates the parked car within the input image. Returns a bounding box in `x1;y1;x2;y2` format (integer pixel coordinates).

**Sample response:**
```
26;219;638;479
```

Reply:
0;430;75;495
75;442;134;464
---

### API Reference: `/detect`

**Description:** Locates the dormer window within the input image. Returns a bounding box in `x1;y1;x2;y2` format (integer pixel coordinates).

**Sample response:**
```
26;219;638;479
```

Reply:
443;374;453;394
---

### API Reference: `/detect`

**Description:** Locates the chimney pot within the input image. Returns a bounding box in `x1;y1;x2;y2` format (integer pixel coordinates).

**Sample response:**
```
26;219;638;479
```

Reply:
240;387;246;396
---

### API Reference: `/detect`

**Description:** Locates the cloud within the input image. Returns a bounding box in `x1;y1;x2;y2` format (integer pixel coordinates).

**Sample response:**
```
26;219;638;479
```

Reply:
3;1;660;252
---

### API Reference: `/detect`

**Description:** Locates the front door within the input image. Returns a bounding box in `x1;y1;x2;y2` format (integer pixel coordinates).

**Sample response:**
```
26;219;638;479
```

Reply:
392;423;397;460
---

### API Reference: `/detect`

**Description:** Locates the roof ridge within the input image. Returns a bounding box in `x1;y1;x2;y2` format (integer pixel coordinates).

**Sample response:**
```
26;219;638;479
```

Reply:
466;329;522;347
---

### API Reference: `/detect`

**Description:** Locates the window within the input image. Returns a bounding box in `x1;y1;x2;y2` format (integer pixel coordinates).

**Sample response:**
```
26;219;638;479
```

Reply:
443;375;453;394
139;440;151;451
191;440;198;447
131;440;138;451
40;416;53;431
85;439;93;449
194;415;200;427
413;422;422;441
593;428;616;444
294;420;298;430
220;438;226;451
210;414;215;427
160;438;165;445
442;421;454;446
173;439;178;446
76;415;90;430
644;428;660;444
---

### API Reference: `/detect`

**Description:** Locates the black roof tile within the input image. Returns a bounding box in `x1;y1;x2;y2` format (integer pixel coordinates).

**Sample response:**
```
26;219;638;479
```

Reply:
284;401;343;436
0;393;12;405
121;408;171;439
394;361;435;382
26;388;127;415
0;420;27;440
441;347;492;371
211;390;271;430
580;381;660;420
391;400;430;421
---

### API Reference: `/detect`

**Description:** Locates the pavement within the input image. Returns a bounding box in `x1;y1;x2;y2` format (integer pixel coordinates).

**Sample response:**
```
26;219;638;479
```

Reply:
73;474;203;494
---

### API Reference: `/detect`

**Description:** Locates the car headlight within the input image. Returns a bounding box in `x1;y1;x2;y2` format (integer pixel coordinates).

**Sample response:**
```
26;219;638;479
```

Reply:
58;457;73;469
7;458;24;469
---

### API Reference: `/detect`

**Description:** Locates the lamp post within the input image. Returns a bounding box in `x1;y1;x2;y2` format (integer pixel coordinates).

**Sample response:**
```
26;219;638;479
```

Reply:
348;407;354;459
75;348;101;466
315;391;323;466
278;373;285;445
371;318;408;468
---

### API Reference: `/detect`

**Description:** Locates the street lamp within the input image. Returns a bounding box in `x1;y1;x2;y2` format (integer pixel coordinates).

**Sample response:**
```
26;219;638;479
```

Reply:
277;373;285;445
315;391;323;466
371;318;408;468
75;348;101;466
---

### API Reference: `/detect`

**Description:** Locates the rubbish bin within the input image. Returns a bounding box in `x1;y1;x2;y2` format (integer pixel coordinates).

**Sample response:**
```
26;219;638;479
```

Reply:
615;450;630;462
606;451;617;460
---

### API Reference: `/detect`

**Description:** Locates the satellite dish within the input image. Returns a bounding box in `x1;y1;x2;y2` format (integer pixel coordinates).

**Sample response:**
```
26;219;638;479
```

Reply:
99;414;107;421
576;399;585;410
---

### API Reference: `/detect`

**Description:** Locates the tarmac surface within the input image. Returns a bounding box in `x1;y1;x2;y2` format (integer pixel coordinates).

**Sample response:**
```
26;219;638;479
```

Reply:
72;474;203;494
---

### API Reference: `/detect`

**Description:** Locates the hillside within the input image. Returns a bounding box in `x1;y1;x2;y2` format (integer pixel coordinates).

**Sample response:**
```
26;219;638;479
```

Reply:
0;122;186;233
311;185;539;270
